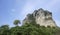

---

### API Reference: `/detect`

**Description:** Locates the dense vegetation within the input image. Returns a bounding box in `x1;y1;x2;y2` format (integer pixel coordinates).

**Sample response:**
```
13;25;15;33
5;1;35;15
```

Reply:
0;14;60;35
0;20;60;35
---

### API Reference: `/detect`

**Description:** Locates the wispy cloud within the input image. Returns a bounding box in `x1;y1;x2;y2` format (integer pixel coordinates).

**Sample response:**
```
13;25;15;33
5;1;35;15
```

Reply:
11;9;15;12
46;0;60;9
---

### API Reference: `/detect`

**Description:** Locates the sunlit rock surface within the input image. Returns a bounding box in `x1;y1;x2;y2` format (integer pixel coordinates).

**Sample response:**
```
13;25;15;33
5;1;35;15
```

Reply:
23;8;56;27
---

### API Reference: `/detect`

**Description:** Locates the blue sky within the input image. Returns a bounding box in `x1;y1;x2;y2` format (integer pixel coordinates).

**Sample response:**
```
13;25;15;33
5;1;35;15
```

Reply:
0;0;60;27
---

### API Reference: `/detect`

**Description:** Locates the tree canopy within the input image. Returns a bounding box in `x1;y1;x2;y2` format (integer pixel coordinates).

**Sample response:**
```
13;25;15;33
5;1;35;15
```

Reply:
14;20;21;26
0;20;60;35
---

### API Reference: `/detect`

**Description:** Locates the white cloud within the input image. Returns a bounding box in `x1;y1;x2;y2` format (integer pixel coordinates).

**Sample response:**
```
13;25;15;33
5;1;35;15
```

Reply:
7;9;16;16
11;9;15;12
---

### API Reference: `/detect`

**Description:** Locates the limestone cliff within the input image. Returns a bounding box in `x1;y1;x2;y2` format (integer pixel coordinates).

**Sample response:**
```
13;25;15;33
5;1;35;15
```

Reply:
23;8;56;27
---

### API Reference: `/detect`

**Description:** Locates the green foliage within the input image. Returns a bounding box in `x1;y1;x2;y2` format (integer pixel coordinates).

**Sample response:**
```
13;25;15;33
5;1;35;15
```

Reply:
0;23;59;35
14;20;20;26
0;19;60;35
27;14;37;27
0;25;10;35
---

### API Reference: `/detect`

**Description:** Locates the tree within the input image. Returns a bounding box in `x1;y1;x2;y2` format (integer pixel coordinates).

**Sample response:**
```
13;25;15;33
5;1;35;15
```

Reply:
14;20;21;26
0;25;9;35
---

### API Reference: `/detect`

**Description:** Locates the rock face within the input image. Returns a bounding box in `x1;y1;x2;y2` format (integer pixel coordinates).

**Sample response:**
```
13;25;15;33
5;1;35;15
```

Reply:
23;8;56;27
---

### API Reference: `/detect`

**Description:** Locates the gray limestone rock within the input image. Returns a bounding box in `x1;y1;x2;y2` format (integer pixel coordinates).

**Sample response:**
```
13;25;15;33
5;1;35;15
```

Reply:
23;8;57;27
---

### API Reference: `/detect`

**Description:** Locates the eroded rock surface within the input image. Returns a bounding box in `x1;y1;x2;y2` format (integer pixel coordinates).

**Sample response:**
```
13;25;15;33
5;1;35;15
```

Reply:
23;8;56;27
